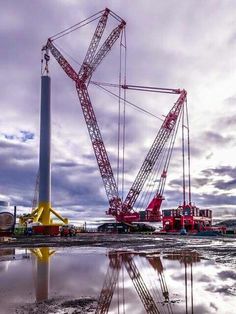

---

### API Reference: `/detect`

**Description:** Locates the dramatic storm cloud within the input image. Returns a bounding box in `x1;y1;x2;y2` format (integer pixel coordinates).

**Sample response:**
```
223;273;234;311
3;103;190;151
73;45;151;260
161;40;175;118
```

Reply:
1;0;236;221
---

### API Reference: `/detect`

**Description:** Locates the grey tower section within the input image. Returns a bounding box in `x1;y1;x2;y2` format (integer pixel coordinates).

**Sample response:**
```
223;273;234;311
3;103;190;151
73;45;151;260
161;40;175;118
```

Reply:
38;76;51;205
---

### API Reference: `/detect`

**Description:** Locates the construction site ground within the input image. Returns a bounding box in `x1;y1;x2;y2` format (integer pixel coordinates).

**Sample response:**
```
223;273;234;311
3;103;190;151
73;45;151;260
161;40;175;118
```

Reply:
1;233;236;314
1;233;235;266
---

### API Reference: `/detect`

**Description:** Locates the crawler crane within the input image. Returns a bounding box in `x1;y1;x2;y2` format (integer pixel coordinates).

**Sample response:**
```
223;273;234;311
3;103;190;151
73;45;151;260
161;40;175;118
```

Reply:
45;8;186;223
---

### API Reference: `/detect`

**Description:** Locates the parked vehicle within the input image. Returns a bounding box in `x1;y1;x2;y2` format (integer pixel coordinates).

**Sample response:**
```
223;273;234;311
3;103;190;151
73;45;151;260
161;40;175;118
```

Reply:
60;225;76;237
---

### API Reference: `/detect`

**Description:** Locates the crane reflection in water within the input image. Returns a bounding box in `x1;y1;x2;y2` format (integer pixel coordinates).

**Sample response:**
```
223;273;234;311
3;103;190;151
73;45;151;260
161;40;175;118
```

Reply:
4;247;200;313
12;247;200;314
96;250;200;314
2;246;233;313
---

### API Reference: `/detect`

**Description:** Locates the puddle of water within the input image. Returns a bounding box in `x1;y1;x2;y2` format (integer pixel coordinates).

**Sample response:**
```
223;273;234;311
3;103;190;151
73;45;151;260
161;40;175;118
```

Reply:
0;247;235;313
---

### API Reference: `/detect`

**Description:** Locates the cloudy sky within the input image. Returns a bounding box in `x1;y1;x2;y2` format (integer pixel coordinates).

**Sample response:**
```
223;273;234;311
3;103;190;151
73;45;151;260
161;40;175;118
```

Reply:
1;0;236;222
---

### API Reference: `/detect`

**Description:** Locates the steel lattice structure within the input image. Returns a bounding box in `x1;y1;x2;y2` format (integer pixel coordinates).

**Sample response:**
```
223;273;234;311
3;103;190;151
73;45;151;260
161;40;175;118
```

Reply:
46;8;187;222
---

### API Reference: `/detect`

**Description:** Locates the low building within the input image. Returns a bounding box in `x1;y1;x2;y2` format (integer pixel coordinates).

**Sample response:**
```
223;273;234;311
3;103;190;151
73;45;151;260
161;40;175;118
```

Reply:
97;222;131;233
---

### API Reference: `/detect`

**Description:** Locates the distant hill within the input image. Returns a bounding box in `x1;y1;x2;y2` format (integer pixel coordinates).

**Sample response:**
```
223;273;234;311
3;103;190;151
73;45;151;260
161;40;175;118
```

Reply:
214;219;236;227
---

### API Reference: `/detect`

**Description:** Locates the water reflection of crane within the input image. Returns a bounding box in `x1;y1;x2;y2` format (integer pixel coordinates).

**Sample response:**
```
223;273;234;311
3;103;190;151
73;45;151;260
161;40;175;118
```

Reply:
164;251;201;314
96;251;173;314
31;247;55;302
146;253;172;312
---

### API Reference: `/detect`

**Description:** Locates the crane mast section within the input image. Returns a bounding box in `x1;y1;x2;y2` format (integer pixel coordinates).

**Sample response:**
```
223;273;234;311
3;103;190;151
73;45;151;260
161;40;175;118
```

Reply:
123;90;187;211
79;9;110;81
76;83;121;205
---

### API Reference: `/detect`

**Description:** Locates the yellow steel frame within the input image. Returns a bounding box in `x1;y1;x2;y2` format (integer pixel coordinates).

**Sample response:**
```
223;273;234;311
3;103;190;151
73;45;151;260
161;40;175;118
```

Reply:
20;202;68;226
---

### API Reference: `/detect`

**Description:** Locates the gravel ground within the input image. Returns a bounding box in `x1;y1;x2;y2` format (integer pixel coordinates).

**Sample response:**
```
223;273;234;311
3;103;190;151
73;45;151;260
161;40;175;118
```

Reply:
15;297;97;314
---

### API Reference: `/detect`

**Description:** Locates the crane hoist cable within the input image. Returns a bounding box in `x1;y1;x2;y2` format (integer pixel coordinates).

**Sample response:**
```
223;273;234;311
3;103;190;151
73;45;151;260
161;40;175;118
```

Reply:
52;42;164;123
117;28;123;195
140;152;166;211
92;82;164;121
181;96;191;206
117;26;127;202
185;98;191;204
121;28;127;201
182;103;186;206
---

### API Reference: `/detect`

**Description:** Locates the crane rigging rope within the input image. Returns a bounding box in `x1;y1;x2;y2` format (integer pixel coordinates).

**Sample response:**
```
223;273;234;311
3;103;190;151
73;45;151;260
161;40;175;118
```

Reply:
52;42;164;122
50;9;125;42
51;13;103;41
92;82;164;121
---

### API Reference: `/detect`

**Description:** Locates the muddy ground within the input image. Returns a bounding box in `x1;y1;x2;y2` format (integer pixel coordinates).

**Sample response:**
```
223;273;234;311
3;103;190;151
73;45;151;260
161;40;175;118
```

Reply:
1;233;236;314
1;233;236;266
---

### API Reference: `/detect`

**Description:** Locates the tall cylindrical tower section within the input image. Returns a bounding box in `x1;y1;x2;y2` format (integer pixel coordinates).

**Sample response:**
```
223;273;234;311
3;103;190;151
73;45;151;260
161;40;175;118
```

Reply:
38;75;51;222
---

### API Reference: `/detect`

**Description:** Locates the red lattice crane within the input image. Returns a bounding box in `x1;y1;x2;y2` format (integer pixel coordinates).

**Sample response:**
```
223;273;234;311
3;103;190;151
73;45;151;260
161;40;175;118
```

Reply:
46;8;186;223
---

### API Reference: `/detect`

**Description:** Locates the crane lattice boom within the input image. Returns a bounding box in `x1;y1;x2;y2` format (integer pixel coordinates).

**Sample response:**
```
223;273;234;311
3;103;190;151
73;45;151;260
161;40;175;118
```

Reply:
119;90;187;218
78;9;110;81
47;9;125;213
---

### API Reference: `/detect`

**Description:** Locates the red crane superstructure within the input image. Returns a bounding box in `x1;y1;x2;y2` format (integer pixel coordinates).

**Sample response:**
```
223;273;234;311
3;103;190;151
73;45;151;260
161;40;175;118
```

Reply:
46;8;186;223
